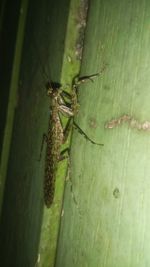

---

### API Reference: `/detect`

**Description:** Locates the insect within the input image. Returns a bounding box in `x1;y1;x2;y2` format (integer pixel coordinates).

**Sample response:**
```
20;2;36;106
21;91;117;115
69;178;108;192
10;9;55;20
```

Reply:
40;73;103;208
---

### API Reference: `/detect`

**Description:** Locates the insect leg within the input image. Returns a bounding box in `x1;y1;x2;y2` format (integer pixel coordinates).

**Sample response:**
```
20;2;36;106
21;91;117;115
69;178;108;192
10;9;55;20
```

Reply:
59;147;78;206
39;134;48;161
73;121;104;146
73;65;107;88
59;147;70;161
73;73;100;88
59;92;103;145
59;104;74;117
61;90;72;101
63;117;74;143
61;90;79;115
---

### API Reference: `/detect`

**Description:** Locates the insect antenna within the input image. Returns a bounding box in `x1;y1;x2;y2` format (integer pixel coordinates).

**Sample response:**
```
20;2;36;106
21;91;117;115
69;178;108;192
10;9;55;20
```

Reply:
32;33;56;93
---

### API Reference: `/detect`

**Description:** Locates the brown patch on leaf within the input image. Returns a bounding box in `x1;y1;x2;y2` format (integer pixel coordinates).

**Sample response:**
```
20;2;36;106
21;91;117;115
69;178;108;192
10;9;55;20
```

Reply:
88;117;98;129
105;114;150;132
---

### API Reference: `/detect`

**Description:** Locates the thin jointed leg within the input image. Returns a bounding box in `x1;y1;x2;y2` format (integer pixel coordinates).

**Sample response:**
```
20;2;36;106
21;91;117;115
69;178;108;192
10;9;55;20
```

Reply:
73;121;103;146
59;147;78;206
73;73;100;88
39;134;48;161
63;117;74;143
